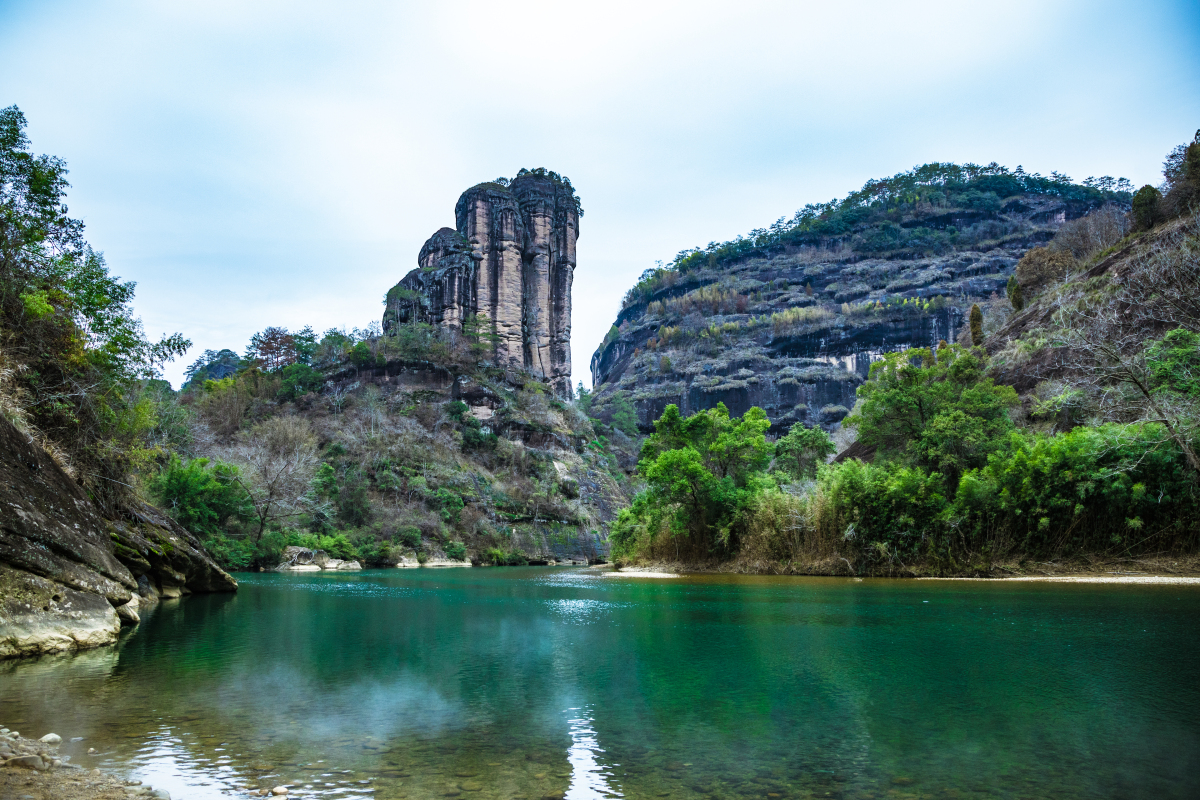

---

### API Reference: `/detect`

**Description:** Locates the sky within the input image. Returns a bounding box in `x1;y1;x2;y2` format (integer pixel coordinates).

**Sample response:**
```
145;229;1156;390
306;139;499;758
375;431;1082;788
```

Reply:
1;0;1198;389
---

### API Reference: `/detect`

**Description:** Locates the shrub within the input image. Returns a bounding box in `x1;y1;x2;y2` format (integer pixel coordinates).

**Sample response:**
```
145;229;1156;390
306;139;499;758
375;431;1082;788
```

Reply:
445;540;467;561
774;424;835;480
1015;247;1076;295
149;457;252;536
396;525;421;549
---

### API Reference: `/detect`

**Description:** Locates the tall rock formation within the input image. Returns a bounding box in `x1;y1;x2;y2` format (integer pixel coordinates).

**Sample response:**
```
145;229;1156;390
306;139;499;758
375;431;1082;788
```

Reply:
384;170;580;396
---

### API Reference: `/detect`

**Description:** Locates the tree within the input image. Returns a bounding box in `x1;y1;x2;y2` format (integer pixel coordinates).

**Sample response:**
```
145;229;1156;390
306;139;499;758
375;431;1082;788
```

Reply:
225;416;319;540
246;326;297;371
619;403;775;556
774;423;835;480
969;304;984;345
150;456;252;535
1006;275;1024;311
0;105;189;507
845;345;1018;489
1131;185;1162;231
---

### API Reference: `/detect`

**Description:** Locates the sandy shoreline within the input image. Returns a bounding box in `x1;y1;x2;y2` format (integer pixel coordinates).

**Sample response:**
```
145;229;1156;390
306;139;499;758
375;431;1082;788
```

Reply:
919;574;1200;585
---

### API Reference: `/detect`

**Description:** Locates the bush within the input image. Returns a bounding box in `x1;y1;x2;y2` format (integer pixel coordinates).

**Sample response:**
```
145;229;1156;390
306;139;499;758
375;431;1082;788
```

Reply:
445;540;467;561
483;547;528;566
1015;247;1076;295
277;363;323;402
396;526;421;549
149;457;252;536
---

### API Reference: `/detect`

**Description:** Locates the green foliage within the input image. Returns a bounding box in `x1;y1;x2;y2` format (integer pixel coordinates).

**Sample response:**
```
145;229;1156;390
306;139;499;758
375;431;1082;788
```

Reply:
774;424;836;480
277;362;323;401
429;488;464;523
396;526;421;549
613;403;775;559
444;540;468;561
620;161;1131;303
609;393;639;436
349;341;375;369
969;304;984;346
576;382;593;414
483;547;528;566
0;105;190;507
1145;329;1200;398
1131;184;1162;230
1006;275;1024;311
285;530;359;560
149;456;252;536
846;345;1018;489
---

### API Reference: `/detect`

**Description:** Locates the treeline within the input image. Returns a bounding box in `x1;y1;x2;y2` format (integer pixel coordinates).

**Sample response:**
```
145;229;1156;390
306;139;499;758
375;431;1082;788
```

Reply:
612;343;1199;573
612;132;1200;573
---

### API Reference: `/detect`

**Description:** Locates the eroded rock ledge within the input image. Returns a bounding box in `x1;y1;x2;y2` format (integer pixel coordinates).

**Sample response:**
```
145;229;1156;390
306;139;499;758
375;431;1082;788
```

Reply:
0;417;237;659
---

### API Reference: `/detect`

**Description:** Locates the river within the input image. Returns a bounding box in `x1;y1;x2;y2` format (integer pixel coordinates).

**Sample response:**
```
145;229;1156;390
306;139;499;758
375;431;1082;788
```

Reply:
2;568;1198;799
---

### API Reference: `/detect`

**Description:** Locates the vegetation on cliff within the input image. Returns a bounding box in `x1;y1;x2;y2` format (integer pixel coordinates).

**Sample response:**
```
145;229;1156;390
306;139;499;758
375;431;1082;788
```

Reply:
610;133;1200;574
588;156;1134;442
143;320;627;570
0;105;190;513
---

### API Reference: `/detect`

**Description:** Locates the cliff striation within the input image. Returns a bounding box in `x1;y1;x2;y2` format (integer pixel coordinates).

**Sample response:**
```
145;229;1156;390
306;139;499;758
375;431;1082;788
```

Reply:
0;417;237;658
589;165;1130;434
384;170;580;397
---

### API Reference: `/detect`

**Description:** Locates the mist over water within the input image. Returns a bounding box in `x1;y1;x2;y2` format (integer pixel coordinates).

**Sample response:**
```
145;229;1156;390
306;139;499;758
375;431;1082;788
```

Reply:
2;569;1198;799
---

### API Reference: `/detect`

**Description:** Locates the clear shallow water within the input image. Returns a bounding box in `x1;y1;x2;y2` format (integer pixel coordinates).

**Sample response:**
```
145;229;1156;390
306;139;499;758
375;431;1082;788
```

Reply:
2;568;1199;800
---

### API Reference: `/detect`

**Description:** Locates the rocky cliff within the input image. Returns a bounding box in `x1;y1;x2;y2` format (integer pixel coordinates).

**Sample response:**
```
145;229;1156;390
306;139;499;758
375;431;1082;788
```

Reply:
589;167;1129;434
0;417;237;658
384;169;580;397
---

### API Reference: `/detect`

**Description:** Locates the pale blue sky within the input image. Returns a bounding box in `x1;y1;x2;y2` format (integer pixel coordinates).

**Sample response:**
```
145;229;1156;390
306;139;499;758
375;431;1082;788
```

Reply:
2;0;1197;388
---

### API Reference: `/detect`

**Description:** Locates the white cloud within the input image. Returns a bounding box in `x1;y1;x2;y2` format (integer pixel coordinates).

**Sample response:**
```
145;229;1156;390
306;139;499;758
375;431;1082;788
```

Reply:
1;0;1196;387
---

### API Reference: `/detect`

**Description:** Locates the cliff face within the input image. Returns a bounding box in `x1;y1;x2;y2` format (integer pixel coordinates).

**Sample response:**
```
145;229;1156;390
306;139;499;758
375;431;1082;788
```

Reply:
0;417;237;658
590;192;1117;434
384;172;580;397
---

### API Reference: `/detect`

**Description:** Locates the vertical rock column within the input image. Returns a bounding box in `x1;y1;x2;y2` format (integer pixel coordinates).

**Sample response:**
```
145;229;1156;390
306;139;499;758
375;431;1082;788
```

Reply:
456;186;526;369
548;182;578;397
511;174;556;380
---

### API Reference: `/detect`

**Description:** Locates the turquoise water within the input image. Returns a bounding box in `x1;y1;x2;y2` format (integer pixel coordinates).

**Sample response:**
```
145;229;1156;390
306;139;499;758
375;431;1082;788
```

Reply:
2;568;1198;800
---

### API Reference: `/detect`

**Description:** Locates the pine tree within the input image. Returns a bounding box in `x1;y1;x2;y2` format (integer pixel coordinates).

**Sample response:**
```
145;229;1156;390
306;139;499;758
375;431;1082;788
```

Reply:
969;304;984;346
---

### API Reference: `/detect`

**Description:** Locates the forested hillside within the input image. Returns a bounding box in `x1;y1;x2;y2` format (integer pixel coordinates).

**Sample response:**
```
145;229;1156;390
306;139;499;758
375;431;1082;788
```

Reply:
587;161;1133;439
0;106;626;579
605;134;1200;575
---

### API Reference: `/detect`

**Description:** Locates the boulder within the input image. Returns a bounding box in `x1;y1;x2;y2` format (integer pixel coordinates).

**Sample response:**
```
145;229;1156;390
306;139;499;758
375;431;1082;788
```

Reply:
0;416;237;659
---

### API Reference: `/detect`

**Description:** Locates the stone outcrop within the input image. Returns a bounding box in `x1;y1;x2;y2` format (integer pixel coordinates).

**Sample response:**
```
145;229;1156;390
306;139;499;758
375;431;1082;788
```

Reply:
384;170;580;396
0;417;237;659
590;192;1116;434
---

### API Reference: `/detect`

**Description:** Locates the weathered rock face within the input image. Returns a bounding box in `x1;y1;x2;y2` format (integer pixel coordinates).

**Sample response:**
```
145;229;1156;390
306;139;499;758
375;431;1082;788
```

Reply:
590;193;1115;434
384;172;580;396
0;417;237;658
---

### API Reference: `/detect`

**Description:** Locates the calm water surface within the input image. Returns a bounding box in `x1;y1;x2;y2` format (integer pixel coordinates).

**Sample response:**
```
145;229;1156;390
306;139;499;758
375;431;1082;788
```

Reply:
2;568;1198;800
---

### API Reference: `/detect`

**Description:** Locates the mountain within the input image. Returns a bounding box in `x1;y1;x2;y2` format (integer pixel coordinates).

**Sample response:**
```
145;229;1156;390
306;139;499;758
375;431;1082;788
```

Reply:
587;163;1131;436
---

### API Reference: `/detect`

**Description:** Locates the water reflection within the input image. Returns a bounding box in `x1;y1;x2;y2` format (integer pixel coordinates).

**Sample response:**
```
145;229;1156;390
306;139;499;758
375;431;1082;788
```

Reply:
565;706;621;800
1;569;1199;799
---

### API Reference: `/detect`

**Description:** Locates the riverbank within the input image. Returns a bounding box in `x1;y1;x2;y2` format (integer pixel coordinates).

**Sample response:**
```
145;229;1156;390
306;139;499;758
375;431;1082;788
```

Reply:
610;553;1200;580
0;726;168;800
